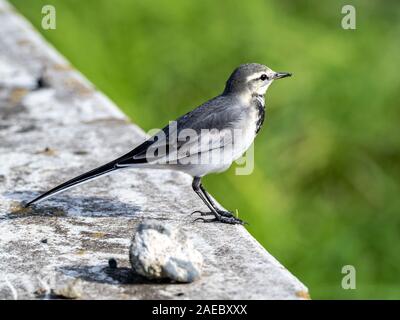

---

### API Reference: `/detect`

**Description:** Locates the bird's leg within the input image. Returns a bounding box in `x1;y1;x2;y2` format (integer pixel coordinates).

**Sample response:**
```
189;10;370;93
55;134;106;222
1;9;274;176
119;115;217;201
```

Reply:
191;177;244;225
199;184;235;218
191;181;235;217
191;177;219;216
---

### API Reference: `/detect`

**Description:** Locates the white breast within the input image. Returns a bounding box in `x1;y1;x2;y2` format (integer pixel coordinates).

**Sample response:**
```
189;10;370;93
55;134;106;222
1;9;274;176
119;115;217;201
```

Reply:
231;107;258;161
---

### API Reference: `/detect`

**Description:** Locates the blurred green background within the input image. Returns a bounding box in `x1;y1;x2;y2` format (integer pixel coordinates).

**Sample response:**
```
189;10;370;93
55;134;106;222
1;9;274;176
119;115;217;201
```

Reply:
10;0;400;299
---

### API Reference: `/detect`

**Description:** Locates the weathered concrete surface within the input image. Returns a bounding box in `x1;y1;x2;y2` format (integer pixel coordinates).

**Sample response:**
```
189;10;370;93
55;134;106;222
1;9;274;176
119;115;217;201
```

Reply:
0;0;309;299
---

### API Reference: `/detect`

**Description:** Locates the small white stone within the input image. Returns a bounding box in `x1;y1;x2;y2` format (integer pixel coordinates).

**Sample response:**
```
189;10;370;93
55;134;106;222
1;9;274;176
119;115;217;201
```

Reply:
129;221;203;283
52;279;82;299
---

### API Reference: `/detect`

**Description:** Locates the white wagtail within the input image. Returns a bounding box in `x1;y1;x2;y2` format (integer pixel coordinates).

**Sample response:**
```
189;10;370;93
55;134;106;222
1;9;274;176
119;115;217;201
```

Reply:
26;63;291;224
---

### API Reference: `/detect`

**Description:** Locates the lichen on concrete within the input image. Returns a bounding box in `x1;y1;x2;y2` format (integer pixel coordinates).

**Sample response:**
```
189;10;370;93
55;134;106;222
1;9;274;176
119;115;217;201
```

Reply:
0;0;308;299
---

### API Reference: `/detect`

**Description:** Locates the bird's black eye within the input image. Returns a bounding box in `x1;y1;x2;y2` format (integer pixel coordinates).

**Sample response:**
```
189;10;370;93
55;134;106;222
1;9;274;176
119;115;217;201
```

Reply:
260;74;268;81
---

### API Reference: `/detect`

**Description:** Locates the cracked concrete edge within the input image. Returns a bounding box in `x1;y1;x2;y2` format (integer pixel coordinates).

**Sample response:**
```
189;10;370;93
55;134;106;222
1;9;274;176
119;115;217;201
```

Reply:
0;0;309;299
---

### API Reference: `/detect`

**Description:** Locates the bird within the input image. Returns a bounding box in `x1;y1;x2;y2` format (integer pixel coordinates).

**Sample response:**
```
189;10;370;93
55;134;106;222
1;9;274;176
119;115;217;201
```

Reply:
25;63;291;225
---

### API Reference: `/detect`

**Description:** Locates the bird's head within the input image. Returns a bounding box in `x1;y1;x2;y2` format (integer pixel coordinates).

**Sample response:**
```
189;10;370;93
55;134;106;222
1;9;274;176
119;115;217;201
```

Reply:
223;63;291;98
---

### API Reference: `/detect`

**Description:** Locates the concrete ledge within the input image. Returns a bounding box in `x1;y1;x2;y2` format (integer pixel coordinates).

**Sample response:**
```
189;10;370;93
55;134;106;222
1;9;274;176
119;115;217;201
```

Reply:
0;0;309;299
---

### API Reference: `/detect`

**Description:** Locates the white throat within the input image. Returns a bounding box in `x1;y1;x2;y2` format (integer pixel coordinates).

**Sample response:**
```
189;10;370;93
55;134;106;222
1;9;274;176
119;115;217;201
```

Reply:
238;90;267;106
257;80;273;95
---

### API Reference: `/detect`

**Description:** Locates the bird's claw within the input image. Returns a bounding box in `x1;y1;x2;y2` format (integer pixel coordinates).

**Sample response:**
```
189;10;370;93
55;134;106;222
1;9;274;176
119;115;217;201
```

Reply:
193;214;246;225
191;210;235;218
193;217;215;223
190;210;209;216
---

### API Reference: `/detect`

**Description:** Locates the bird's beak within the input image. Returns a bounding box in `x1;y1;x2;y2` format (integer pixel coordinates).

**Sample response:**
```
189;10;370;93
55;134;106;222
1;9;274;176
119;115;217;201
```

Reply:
273;72;292;80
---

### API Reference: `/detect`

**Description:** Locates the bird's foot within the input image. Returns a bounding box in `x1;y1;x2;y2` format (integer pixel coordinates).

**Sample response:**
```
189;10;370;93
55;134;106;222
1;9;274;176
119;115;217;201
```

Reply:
194;215;245;225
193;212;246;225
191;209;234;218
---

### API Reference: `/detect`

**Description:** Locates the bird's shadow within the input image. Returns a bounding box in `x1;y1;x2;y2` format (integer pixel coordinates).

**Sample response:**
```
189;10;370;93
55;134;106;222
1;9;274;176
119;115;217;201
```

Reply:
3;190;141;219
59;265;174;285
